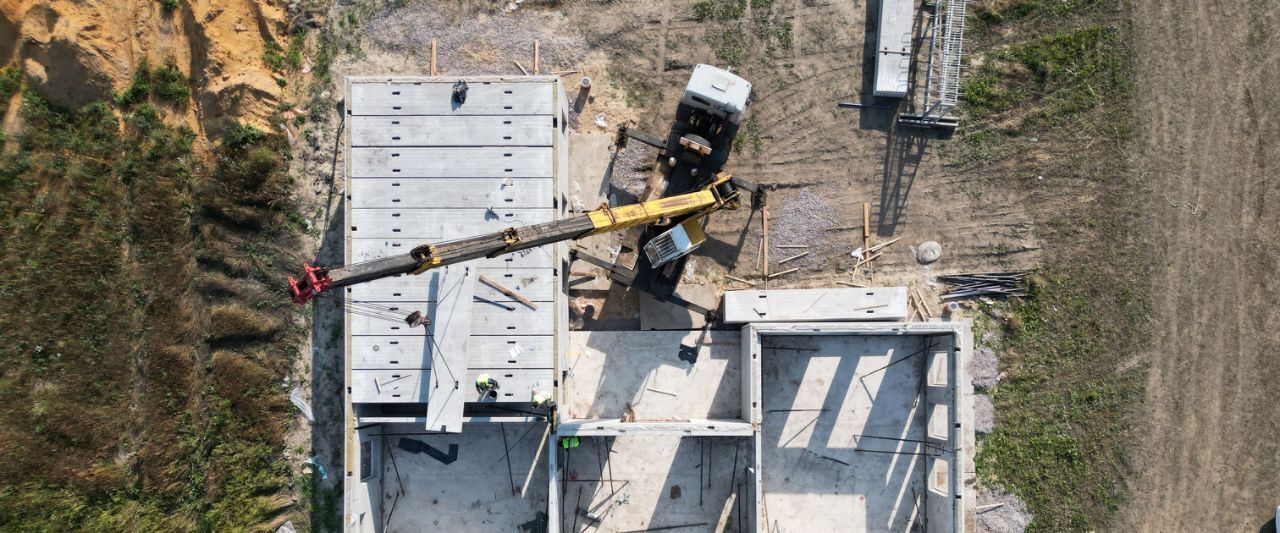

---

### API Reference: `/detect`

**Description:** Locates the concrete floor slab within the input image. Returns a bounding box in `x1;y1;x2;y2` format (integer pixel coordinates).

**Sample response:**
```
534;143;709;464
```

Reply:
381;423;550;532
760;335;928;532
565;330;742;422
558;435;750;532
639;284;716;330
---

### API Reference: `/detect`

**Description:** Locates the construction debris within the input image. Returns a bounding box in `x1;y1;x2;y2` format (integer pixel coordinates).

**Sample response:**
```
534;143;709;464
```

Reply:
939;272;1026;299
474;295;516;311
767;267;796;279
479;274;538;310
914;241;943;264
778;251;809;264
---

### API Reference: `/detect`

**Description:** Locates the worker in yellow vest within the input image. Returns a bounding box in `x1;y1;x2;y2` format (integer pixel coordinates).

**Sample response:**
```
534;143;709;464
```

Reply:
475;373;498;399
531;389;553;409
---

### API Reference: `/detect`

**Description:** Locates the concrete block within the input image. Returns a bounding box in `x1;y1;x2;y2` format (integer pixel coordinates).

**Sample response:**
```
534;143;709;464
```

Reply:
350;147;553;178
349;177;554;209
349;81;555;116
350;115;553;147
722;287;909;323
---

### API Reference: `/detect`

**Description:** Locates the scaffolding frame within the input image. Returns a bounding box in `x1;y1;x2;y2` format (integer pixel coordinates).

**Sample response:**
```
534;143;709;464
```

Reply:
900;0;969;128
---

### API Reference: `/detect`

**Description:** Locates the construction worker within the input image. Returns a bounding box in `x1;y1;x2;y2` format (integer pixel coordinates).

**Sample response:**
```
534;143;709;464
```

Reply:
531;389;553;409
475;373;498;399
560;436;580;449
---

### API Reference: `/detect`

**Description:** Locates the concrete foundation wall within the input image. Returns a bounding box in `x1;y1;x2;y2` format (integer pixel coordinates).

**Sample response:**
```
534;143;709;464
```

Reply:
346;425;383;532
745;321;973;533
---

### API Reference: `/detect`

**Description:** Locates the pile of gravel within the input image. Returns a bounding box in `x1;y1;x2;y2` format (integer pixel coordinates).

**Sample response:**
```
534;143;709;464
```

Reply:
974;393;994;434
609;144;658;202
757;187;844;271
975;488;1034;533
970;346;1000;389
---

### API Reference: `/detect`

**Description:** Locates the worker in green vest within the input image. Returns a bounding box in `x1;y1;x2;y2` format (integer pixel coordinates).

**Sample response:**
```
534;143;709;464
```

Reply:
531;389;553;409
475;373;498;399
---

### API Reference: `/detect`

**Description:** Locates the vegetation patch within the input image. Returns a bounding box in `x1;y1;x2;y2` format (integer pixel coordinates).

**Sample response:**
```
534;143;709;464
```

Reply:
959;2;1146;531
0;66;302;530
963;25;1127;125
115;57;191;108
0;66;21;101
693;0;747;22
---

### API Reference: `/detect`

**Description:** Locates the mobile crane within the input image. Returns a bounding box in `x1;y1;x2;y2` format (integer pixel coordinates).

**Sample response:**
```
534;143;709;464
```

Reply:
288;172;762;304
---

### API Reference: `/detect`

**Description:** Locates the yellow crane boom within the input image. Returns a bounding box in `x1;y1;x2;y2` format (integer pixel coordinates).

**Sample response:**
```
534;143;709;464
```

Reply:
289;172;753;304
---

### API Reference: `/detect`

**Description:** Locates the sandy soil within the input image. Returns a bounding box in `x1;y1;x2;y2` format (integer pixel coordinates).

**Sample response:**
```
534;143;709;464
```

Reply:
550;0;1042;296
1120;0;1280;530
0;0;291;128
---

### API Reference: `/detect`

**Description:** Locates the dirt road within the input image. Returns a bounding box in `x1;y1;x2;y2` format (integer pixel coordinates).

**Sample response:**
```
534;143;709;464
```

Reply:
1123;0;1280;529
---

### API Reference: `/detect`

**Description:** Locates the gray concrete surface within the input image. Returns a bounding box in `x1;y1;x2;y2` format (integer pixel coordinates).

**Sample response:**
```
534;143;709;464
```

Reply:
723;288;910;323
760;335;928;532
558;435;749;532
565;330;742;422
382;423;551;532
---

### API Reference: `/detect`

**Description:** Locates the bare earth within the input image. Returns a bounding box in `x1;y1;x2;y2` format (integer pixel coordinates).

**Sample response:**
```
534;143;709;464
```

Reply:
1122;0;1280;530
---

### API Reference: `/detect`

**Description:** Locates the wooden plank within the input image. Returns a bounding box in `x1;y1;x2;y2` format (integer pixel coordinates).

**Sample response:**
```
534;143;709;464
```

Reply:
349;207;556;239
352;239;554;269
763;207;770;290
533;40;540;75
767;267;797;279
349;177;554;209
479;274;539;310
351;336;554;370
350;115;554;147
778;251;809;264
349;82;555;115
430;39;437;75
350;304;554;336
913;287;933;319
722;287;910;323
350;268;555;303
350;147;553;178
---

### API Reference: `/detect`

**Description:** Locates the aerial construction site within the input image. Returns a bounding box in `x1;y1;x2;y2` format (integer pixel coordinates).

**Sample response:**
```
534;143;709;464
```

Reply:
1;0;1277;532
311;40;978;532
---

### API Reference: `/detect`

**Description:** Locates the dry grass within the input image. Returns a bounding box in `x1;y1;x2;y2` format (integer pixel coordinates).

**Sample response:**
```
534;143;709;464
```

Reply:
0;68;304;530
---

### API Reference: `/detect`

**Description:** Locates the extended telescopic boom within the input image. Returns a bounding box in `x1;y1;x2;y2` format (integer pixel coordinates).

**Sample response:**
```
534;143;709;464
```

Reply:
289;173;756;304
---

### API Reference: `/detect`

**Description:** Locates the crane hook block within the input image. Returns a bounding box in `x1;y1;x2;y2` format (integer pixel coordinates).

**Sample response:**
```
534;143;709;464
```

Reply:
288;264;332;304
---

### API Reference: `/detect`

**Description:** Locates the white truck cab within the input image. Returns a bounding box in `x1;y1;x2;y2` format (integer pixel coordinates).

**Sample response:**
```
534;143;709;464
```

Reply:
681;64;752;125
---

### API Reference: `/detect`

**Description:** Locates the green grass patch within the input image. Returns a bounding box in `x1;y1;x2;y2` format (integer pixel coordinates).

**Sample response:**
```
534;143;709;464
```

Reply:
0;66;21;101
972;0;1100;24
963;25;1127;125
693;0;746;22
957;2;1146;531
978;264;1146;530
116;57;190;108
0;87;301;530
